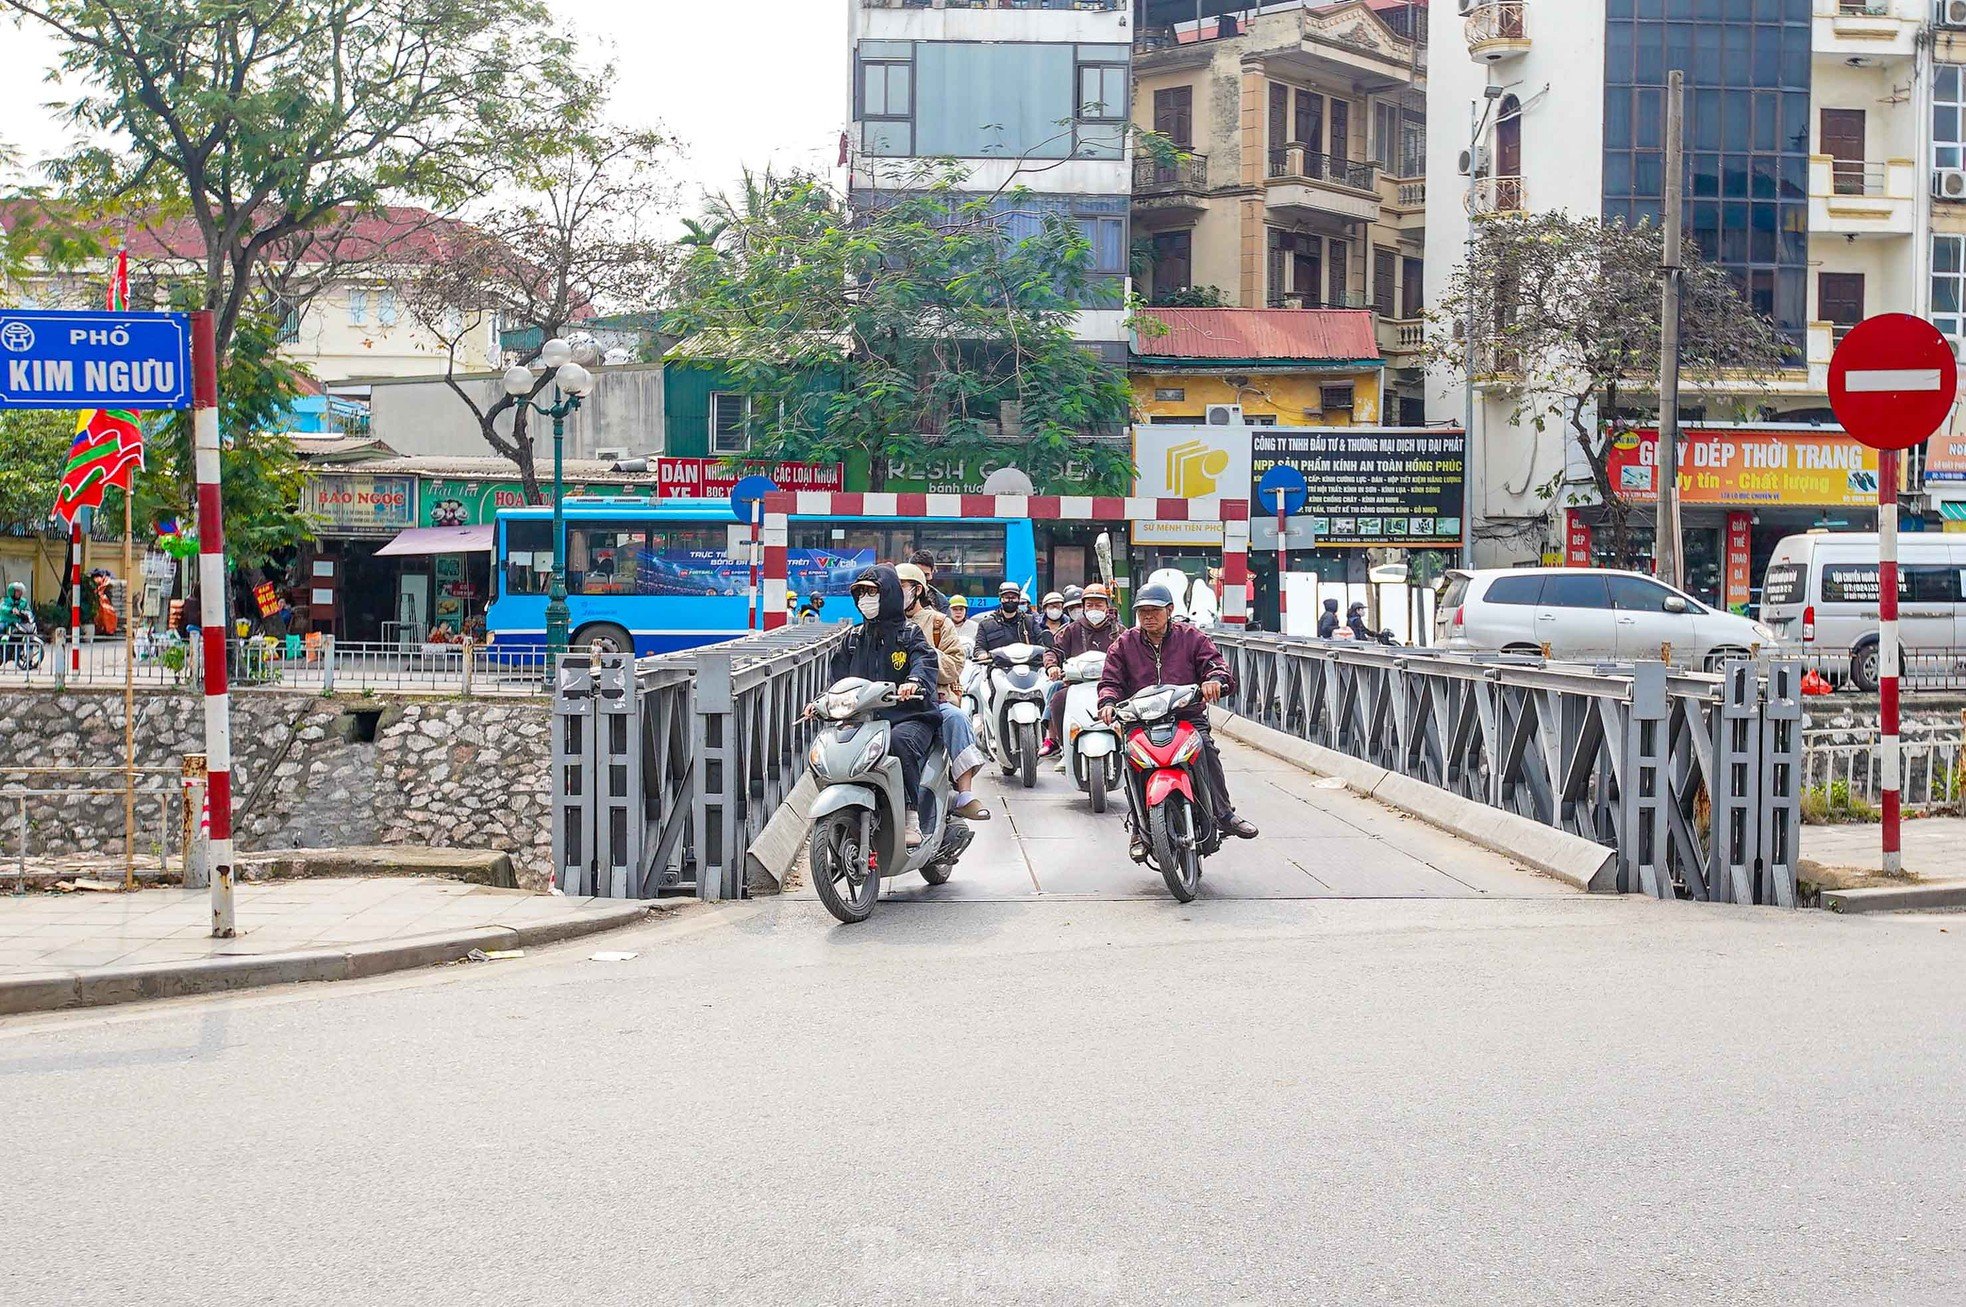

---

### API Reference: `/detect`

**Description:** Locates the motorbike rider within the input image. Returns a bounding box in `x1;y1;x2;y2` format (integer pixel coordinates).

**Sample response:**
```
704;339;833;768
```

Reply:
1098;581;1259;857
898;563;991;821
1317;597;1341;639
1347;601;1388;644
908;548;951;615
1034;591;1073;755
1061;585;1085;625
0;581;32;634
1043;582;1120;768
947;593;975;653
821;565;940;847
974;580;1048;660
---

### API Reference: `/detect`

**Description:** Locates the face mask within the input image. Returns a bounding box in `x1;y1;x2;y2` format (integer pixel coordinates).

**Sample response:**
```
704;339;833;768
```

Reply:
857;594;881;620
903;587;920;611
1000;600;1020;615
1085;608;1108;627
1045;606;1064;621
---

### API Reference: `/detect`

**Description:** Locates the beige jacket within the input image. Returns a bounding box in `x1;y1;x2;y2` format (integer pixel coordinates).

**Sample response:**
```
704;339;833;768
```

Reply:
909;605;966;702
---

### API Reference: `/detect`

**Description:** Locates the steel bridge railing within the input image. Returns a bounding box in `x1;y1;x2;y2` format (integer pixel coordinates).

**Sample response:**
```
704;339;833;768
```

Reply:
551;624;848;900
1213;633;1804;908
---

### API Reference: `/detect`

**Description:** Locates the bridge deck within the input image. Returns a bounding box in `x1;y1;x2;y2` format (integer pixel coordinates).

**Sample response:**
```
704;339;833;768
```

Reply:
823;737;1572;904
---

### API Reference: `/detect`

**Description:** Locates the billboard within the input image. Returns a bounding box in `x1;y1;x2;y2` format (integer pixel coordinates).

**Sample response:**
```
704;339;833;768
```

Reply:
1605;428;1880;506
1129;423;1254;546
1250;427;1466;547
304;474;416;536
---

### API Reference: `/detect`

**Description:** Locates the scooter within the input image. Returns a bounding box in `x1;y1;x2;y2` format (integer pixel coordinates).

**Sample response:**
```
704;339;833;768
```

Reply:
1114;683;1223;903
1061;651;1121;813
981;643;1048;789
805;677;974;924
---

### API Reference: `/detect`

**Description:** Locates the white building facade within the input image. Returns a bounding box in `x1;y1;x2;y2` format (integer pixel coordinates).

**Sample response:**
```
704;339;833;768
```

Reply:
1427;0;1966;588
847;0;1134;356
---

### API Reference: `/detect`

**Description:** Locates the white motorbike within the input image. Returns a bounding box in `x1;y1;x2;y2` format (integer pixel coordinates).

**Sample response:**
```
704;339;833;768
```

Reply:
1061;651;1121;813
805;677;974;924
974;642;1048;789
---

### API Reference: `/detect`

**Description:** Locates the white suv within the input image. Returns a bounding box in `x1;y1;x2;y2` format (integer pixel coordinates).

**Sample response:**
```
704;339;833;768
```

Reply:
1436;567;1779;669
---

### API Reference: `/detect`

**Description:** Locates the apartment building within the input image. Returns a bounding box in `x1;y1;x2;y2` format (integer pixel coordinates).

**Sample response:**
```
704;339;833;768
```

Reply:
848;0;1134;357
1129;0;1429;423
1423;0;1966;590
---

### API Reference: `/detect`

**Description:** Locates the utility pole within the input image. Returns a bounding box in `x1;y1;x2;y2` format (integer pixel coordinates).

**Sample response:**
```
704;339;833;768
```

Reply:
1655;69;1686;589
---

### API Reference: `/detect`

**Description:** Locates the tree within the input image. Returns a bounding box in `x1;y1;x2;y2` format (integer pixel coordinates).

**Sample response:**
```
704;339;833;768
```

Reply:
1428;212;1789;562
6;0;569;358
404;86;674;502
665;164;1136;493
0;409;76;528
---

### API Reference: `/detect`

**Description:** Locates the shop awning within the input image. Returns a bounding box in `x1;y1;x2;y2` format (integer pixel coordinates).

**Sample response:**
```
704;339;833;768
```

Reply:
374;524;494;557
1942;501;1966;523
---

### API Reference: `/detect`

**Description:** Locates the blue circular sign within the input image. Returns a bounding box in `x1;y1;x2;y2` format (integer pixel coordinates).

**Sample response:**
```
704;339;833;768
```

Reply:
1257;464;1309;516
731;475;779;523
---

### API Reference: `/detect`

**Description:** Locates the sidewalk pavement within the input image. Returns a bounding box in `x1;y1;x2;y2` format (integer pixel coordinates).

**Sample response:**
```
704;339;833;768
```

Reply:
0;877;680;1014
1805;818;1966;913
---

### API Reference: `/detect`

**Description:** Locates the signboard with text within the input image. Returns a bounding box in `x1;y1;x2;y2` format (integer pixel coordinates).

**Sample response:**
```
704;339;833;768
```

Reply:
655;457;843;499
1250;427;1466;547
422;478;648;526
1605;428;1879;506
303;473;416;536
0;309;192;409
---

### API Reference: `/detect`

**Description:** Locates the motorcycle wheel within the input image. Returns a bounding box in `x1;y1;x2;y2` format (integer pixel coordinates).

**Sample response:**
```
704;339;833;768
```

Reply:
23;638;44;671
919;862;952;886
1087;755;1108;813
1017;720;1038;789
1149;796;1200;903
809;812;878;924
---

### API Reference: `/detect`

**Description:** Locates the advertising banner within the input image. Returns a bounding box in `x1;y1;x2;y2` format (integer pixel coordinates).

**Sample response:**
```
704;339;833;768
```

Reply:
1564;509;1593;566
1605;428;1879;506
654;457;844;499
1250;427;1466;547
1922;430;1966;482
1129;423;1254;546
304;474;415;536
1724;511;1753;613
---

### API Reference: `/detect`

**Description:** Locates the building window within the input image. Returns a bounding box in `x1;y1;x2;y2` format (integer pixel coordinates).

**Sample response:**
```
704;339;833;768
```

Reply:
710;392;751;455
1817;272;1864;343
1374;102;1424;176
1150;229;1193;303
348;288;369;324
858;40;915;158
1153;85;1192;148
1935;235;1966;358
1077;59;1127;123
1938;65;1966;174
376;289;399;327
1372;247;1397;318
1320;383;1355;413
272;296;302;344
1326;238;1348;307
1401;256;1424;319
861;41;1127;163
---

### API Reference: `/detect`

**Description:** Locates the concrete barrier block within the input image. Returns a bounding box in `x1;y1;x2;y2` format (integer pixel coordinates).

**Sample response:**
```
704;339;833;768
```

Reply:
745;773;821;896
0;969;81;1016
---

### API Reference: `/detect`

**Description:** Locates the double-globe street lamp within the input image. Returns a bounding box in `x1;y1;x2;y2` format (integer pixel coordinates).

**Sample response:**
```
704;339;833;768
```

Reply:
503;336;598;658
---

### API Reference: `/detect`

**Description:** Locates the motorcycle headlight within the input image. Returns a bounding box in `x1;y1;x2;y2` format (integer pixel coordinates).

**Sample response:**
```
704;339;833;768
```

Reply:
823;691;859;720
1131;690;1173;721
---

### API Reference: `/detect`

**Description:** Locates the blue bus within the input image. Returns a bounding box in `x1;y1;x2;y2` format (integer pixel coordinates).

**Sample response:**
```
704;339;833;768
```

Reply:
487;496;1039;655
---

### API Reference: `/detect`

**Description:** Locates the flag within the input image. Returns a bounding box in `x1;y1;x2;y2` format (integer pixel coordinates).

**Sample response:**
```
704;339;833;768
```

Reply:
54;250;144;525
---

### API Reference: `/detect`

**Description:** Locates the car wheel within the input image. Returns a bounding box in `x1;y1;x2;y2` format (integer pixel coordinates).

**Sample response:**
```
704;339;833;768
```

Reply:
1850;644;1880;693
1705;646;1749;673
574;623;635;658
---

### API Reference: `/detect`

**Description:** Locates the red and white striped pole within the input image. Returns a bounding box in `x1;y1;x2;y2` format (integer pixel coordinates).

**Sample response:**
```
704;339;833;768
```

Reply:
190;311;236;935
67;520;82;670
1878;446;1902;875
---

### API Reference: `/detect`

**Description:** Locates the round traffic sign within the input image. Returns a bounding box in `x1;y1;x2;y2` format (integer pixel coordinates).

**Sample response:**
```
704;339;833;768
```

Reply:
1828;313;1958;452
730;474;778;523
1257;463;1309;516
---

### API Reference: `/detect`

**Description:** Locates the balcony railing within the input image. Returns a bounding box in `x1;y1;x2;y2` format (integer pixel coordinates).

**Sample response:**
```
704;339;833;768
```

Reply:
1389;177;1426;209
1830;159;1888;197
1266;145;1377;192
1465;0;1528;47
1134;152;1209;192
1267;292;1371;310
1383;319;1426;351
1465;174;1527;215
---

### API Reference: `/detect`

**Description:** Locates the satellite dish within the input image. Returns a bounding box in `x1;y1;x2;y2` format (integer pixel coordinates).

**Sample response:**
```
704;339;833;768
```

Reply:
981;466;1035;496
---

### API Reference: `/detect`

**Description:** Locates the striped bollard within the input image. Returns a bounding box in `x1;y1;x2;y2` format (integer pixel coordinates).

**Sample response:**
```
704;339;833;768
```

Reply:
189;311;237;936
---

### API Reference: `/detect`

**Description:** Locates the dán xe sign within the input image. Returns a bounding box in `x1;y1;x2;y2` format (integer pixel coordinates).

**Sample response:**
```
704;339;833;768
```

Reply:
0;309;193;410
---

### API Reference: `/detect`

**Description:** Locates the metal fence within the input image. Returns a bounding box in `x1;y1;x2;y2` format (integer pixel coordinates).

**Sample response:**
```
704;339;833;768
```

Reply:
1214;633;1804;908
0;634;551;696
1803;733;1964;817
552;624;848;900
1790;648;1966;694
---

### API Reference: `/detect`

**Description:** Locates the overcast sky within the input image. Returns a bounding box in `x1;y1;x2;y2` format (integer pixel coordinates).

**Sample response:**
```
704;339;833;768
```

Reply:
0;1;847;221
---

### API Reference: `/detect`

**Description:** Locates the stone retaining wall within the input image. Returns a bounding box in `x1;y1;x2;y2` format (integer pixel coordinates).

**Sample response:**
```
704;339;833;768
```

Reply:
0;690;552;888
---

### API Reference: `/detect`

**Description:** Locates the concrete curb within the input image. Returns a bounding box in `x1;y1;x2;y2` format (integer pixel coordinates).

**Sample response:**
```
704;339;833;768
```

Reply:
1821;880;1966;914
0;899;677;1017
1212;709;1619;893
745;773;820;895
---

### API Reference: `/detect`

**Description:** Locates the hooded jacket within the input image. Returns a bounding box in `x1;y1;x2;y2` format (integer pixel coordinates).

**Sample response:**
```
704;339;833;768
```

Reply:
1317;601;1341;639
832;564;937;716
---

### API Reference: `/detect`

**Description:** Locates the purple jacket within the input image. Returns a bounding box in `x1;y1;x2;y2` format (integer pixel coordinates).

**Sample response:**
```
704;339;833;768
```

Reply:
1097;621;1232;721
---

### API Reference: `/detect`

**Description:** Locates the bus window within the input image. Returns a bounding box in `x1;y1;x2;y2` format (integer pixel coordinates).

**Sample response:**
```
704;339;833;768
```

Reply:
503;521;552;596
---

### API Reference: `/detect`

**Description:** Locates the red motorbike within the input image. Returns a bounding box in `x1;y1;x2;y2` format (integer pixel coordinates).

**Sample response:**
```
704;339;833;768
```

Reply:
1114;683;1223;902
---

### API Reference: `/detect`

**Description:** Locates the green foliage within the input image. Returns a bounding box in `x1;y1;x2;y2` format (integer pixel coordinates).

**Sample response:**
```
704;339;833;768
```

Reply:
1801;779;1880;825
665;165;1135;492
0;408;77;529
1149;285;1231;309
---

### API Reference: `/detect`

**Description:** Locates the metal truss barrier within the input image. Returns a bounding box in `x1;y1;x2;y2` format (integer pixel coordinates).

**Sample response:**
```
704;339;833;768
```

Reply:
551;624;847;900
1213;633;1805;908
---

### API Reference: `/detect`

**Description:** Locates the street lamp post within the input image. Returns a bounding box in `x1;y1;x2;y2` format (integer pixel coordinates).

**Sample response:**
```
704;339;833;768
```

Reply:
504;337;597;659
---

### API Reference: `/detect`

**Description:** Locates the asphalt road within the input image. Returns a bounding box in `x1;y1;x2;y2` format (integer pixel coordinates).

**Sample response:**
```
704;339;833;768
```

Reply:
5;880;1962;1305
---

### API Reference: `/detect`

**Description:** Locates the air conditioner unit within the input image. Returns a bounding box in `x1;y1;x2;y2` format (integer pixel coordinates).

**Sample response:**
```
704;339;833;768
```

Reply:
1458;144;1490;177
1456;0;1478;14
1937;169;1966;200
1205;403;1244;426
1942;0;1966;31
594;446;630;463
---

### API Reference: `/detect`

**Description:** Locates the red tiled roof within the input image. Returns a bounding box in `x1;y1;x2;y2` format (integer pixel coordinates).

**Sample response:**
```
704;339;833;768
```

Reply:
1132;308;1381;363
0;202;471;266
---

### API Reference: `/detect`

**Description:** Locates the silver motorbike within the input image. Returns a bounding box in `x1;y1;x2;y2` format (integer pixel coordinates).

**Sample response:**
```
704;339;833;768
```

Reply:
805;677;974;924
977;642;1048;789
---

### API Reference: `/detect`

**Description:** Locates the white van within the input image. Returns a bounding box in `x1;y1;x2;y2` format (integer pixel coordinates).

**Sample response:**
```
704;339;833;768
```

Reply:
1760;532;1966;691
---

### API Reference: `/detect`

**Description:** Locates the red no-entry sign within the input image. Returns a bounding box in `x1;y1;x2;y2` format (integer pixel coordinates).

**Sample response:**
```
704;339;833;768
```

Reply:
1828;313;1958;451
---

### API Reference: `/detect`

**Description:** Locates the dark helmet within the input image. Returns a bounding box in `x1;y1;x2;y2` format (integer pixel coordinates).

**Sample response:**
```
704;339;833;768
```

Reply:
1348;601;1366;615
1135;581;1177;610
1062;585;1084;606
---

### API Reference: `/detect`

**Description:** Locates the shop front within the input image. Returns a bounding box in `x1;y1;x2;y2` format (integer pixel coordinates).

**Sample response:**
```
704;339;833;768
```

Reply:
299;472;418;641
1574;425;1882;613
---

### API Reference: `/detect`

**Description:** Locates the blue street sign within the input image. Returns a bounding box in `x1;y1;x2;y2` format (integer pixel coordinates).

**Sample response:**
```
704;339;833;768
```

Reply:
1257;463;1310;516
0;309;193;410
731;474;779;524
